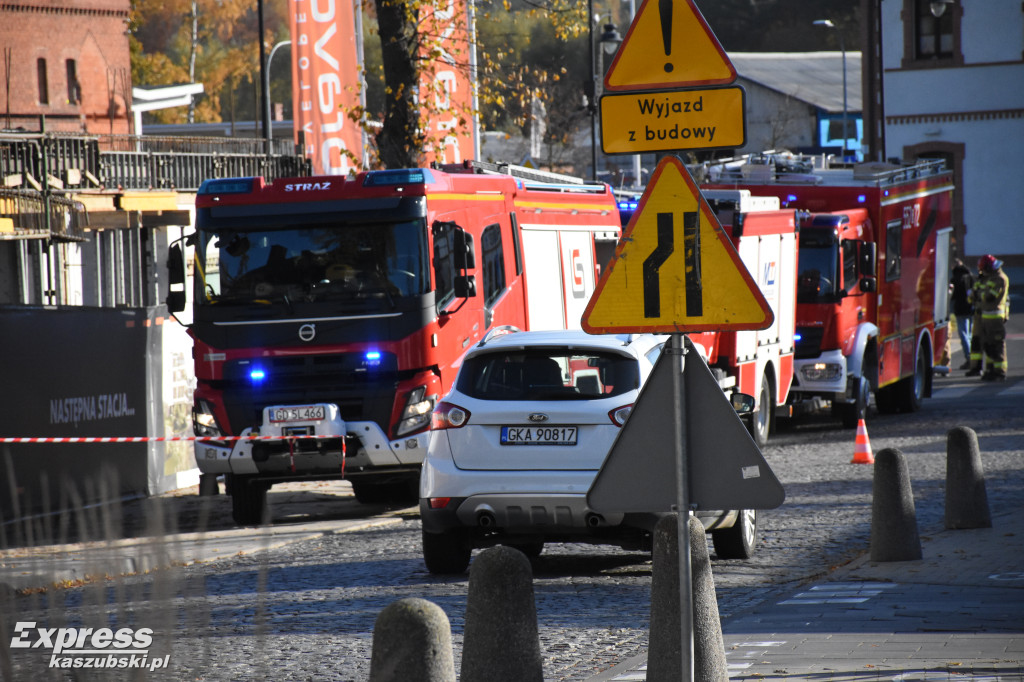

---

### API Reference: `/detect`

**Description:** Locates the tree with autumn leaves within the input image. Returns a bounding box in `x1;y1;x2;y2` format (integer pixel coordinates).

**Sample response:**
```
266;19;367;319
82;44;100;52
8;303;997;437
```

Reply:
130;0;595;168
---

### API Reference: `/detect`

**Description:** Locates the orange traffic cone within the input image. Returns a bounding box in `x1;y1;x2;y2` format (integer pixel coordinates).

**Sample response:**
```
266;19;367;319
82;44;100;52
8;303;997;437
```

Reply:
851;418;874;464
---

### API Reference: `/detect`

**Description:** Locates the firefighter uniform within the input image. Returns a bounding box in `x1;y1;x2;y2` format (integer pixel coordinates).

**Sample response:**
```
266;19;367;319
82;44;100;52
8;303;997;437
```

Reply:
967;255;1010;380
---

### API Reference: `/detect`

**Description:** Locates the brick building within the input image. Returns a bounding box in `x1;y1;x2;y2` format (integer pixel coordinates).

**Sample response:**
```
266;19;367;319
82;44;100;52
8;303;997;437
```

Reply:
0;0;132;134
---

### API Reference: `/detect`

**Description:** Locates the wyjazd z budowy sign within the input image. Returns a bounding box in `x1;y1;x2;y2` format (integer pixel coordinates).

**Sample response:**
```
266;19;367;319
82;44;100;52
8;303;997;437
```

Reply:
600;86;745;154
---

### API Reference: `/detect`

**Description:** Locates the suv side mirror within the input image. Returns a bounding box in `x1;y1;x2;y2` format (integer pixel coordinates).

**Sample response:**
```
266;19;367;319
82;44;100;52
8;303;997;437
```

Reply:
167;242;187;313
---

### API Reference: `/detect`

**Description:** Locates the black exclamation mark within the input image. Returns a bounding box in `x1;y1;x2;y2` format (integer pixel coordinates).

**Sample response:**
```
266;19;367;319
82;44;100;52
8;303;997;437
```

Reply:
659;0;673;73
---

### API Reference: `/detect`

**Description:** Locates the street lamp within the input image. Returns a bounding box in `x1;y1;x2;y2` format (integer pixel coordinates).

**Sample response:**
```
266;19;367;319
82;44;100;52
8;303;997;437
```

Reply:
588;1;622;181
813;18;849;160
264;40;291;151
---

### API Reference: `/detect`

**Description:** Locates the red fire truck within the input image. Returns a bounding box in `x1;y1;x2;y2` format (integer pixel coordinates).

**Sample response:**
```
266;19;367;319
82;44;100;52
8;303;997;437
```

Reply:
616;189;799;446
702;153;955;428
166;162;621;524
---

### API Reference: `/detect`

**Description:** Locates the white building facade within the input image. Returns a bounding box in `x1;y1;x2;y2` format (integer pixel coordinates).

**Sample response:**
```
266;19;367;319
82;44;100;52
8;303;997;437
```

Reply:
877;0;1024;261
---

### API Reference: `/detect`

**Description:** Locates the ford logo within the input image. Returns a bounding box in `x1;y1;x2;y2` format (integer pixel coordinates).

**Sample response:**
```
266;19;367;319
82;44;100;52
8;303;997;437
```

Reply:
298;323;316;342
528;413;549;423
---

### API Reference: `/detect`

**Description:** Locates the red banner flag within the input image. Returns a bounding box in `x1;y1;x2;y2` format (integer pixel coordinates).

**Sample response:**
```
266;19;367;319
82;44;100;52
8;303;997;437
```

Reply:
419;0;477;165
289;0;364;174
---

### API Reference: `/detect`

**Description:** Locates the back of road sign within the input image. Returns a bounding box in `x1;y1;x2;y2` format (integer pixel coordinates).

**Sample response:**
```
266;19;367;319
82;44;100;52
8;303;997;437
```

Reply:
603;0;736;91
586;335;785;513
581;156;773;334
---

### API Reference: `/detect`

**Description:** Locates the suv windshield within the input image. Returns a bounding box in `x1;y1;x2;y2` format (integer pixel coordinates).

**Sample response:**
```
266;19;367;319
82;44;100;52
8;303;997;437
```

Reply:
195;220;429;306
457;349;640;401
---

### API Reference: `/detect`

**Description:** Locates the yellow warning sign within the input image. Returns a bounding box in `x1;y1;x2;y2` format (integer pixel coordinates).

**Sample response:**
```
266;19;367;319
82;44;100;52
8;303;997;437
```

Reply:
604;0;736;92
581;156;773;334
600;87;746;154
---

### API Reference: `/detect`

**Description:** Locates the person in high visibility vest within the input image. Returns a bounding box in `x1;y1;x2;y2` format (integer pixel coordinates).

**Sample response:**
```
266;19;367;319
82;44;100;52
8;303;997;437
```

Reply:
966;254;1010;380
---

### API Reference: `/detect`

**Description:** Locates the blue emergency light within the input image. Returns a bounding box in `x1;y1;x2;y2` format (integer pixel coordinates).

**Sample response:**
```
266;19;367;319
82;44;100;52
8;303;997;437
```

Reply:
249;367;267;383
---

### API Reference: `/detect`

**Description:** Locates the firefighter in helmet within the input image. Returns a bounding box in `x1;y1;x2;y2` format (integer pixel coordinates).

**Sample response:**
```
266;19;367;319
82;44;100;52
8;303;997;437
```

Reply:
966;254;1010;380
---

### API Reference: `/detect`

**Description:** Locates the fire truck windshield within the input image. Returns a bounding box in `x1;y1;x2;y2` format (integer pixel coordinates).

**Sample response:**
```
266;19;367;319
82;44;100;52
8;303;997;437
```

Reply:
195;220;429;306
797;243;840;303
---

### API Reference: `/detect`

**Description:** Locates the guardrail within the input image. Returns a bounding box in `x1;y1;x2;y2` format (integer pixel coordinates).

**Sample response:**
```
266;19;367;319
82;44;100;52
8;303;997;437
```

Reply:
0;131;311;193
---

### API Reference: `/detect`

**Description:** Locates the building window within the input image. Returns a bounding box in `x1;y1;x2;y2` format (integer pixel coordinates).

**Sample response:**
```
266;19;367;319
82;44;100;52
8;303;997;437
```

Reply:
916;0;954;58
66;59;80;105
902;0;963;68
37;58;49;105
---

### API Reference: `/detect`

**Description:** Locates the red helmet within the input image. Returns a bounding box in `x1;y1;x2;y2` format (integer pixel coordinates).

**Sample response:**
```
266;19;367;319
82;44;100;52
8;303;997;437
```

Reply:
978;254;998;272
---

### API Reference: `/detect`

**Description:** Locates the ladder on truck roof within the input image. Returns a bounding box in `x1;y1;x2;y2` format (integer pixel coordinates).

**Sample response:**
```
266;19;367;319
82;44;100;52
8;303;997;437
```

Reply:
700;151;949;188
436;159;609;194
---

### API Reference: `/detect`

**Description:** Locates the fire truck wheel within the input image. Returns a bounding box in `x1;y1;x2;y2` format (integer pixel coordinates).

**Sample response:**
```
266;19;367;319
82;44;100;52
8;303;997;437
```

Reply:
422;529;472;574
712;509;758;560
838;376;871;429
747;374;773;447
230;476;269;526
899;349;927;412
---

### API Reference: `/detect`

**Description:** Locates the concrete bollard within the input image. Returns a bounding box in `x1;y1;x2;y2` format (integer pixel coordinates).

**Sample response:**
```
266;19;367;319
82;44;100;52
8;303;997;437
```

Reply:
945;426;992;530
648;514;728;682
461;546;543;682
368;597;455;682
870;447;922;562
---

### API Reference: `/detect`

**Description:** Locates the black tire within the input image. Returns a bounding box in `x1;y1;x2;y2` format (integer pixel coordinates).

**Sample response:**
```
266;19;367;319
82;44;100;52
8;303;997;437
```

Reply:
899;348;927;412
839;376;870;429
747;374;772;448
422;529;472;574
231;476;268;526
712;509;757;559
351;482;389;505
352;479;419;506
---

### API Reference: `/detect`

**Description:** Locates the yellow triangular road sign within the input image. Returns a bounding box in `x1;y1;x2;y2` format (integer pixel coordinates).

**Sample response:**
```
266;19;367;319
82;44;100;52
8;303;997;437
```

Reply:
582;156;773;334
604;0;736;92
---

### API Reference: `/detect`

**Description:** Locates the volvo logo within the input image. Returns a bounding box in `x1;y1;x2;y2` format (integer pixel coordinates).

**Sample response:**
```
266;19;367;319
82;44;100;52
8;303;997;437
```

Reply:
527;413;549;423
298;324;316;342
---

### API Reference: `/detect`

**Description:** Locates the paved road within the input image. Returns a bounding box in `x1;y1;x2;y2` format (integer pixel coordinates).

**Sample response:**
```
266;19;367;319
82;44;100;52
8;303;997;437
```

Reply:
2;312;1021;680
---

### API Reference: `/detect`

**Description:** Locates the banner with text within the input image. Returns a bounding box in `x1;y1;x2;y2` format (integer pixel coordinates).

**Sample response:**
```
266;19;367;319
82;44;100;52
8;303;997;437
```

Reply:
289;0;363;175
419;0;477;165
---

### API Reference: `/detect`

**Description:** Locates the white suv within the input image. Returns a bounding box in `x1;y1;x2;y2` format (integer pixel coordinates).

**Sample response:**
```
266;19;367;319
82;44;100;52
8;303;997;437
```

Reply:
419;328;758;574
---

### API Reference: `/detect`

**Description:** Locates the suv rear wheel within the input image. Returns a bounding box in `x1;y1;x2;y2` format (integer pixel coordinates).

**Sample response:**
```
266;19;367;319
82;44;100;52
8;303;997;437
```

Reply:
711;509;757;559
422;529;472;574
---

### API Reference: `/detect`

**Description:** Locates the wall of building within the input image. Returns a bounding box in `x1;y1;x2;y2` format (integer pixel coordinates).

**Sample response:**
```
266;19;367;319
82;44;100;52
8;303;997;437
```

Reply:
881;0;1024;261
735;78;817;155
0;0;132;134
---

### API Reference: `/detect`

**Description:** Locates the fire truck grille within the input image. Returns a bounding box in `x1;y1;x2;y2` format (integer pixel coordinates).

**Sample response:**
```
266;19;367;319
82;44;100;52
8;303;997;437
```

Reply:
220;353;400;435
795;327;824;359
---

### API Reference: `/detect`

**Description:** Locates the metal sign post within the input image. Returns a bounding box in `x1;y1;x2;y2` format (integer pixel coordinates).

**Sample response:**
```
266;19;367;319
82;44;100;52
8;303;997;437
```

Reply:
670;332;694;680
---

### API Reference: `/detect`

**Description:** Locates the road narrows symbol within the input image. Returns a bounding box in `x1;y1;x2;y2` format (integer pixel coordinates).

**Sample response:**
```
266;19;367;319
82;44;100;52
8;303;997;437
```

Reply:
684;210;703;316
644;213;675;317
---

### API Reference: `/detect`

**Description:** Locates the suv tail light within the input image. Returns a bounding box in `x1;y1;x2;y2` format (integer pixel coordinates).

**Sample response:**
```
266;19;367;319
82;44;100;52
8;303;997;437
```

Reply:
609;404;633;427
431;401;470;430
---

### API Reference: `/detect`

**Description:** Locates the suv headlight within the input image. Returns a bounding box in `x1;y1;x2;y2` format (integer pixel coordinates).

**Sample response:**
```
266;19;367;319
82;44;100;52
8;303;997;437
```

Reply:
800;362;843;382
